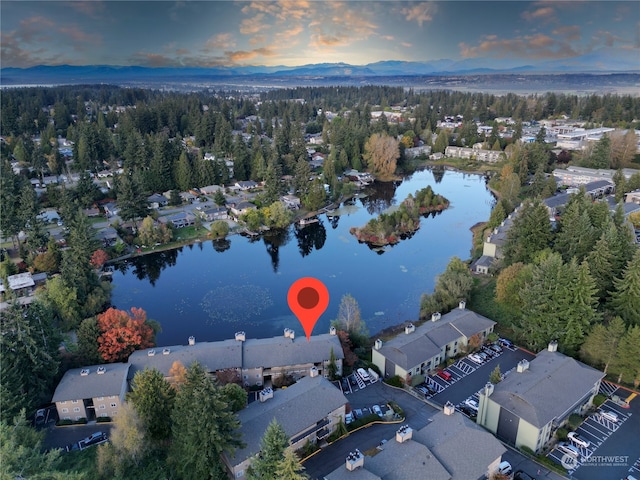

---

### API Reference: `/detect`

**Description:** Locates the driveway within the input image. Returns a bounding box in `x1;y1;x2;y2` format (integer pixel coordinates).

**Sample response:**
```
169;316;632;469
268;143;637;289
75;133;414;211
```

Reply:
42;422;113;451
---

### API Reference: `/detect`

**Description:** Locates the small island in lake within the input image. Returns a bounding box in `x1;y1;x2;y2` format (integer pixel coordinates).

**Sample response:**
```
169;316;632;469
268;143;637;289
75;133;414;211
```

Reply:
350;186;450;247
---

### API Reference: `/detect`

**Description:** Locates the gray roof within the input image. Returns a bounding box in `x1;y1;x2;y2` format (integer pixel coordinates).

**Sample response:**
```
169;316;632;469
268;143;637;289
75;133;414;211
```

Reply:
473;255;494;268
489;349;605;428
242;333;343;369
363;438;451;480
230;375;347;465
544;193;570;209
52;363;130;402
324;466;382;480
584;180;614;192
378;308;496;370
414;410;506;479
128;339;242;379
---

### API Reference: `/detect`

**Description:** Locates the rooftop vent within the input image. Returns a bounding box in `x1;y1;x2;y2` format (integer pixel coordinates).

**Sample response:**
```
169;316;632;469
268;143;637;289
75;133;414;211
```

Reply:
346;450;364;471
374;339;383;350
162;348;170;355
80;369;90;376
396;425;413;443
284;328;295;339
431;312;442;322
548;340;558;352
459;300;466;310
97;366;106;375
259;387;274;403
484;382;495;397
405;323;415;334
235;331;246;342
517;359;530;373
188;336;195;346
310;366;319;378
329;326;337;336
147;349;156;356
443;401;455;416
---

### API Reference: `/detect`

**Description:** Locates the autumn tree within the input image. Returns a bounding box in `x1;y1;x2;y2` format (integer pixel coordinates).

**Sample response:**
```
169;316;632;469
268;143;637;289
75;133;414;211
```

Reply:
105;402;148;471
97;307;157;362
90;249;109;269
336;331;358;367
489;365;502;384
495;262;532;310
168;360;188;389
362;133;399;177
278;448;309;480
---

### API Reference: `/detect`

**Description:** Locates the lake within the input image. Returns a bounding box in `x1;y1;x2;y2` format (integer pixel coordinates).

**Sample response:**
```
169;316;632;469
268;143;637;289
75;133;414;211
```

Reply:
110;168;495;346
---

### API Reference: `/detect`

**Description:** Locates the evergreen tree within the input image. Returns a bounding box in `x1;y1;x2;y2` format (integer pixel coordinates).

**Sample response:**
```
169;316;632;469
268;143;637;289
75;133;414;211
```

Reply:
588;135;611;169
554;204;596;263
580;317;626;373
433;130;449;154
263;159;284;205
503;200;552;266
77;317;102;365
608;249;640;326
293;159;312;198
128;368;175;442
169;362;243;480
117;172;149;225
277;449;309;480
612;326;640;388
489;365;502;384
247;418;289;480
174;150;192;192
585;232;615;300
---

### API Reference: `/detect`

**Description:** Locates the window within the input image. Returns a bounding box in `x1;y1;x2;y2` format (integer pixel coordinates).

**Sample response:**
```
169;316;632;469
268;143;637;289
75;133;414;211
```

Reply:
454;341;458;345
243;375;248;380
112;411;117;416
99;405;106;410
236;471;244;478
96;396;104;401
256;374;260;378
63;416;71;421
73;407;80;412
61;408;69;413
71;400;79;404
111;403;117;408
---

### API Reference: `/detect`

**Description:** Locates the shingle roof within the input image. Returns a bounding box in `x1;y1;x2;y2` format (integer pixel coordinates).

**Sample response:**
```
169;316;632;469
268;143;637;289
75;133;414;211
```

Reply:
489;349;605;428
363;438;451;480
229;375;347;466
128;340;242;379
242;333;344;369
415;410;506;479
377;308;496;370
52;363;130;402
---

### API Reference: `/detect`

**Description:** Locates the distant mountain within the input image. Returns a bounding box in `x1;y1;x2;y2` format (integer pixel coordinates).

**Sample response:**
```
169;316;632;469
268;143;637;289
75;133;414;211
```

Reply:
2;49;638;85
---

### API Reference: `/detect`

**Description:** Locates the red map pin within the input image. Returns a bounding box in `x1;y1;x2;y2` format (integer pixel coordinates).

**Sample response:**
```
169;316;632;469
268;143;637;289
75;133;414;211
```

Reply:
288;277;330;341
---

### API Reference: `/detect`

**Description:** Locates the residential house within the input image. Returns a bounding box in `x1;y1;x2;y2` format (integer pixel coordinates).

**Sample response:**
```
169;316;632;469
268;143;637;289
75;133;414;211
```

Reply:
162;211;196;228
552;166;638;186
180;192;198;204
445;145;503;163
147;193;168;209
429;152;444;161
235;180;258;191
96;227;119;247
83;207;101;218
103;202;119;218
625;189;640;204
371;303;496;380
230;201;257;218
52;363;130;421
325;403;506;480
281;195;301;210
223;373;348;480
37;209;61;224
404;145;431;158
543;180;615;218
0;272;36;302
310;152;326;169
200;184;224;195
477;341;605;453
200;206;228;222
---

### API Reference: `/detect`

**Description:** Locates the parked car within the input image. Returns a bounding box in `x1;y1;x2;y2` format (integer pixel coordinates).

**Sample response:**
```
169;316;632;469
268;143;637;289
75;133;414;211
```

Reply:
458;405;477;417
599;410;619;422
469;353;483;364
498;461;513;476
499;338;514;348
345;412;354;425
489;344;503;354
436;370;452;381
357;368;370;382
464;398;479;411
567;431;590;448
34;408;46;426
341;378;350;390
372;405;383;417
557;442;580;459
415;386;429;395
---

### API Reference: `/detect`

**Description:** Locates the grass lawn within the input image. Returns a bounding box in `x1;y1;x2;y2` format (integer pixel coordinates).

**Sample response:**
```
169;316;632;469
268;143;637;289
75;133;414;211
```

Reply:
172;225;209;241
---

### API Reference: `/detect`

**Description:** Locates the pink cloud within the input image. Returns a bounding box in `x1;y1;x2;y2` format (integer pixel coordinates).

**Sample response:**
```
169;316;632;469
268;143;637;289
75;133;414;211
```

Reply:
205;33;235;50
401;2;437;27
240;14;268;35
459;33;578;60
522;6;555;22
552;25;581;42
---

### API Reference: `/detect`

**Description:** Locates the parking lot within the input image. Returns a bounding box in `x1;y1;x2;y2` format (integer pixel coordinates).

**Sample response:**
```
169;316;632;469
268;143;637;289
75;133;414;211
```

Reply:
547;385;640;480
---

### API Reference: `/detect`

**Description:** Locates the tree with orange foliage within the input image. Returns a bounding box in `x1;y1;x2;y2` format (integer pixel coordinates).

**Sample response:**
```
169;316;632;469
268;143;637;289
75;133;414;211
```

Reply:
90;249;109;269
336;330;358;367
168;361;188;389
97;307;157;362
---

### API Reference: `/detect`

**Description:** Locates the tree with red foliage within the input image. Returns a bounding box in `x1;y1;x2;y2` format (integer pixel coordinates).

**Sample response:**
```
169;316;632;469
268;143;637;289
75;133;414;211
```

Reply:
90;249;109;269
97;307;156;362
336;330;358;367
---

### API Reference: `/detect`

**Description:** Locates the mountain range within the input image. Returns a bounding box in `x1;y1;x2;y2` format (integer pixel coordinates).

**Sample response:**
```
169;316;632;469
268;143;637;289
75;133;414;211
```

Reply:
2;48;638;85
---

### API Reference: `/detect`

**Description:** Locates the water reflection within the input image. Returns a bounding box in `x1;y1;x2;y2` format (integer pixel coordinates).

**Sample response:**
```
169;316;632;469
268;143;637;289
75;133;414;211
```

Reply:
431;166;446;183
262;228;291;272
295;220;327;257
121;248;180;286
360;179;402;215
212;238;231;253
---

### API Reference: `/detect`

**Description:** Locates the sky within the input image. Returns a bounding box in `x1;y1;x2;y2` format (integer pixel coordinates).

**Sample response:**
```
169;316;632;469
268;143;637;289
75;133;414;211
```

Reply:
1;1;639;69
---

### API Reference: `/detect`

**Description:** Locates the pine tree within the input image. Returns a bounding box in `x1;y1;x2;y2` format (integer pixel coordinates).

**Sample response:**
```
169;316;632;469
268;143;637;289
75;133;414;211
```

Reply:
608;249;640;326
580;317;626;373
585;232;615;300
247;418;289;480
169;363;243;479
489;365;502;384
612;326;640;388
128;368;175;442
277;449;309;480
503;200;552;266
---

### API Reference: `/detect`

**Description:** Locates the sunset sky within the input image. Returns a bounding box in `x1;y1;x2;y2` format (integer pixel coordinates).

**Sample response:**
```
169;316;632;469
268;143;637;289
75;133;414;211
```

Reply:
1;1;638;69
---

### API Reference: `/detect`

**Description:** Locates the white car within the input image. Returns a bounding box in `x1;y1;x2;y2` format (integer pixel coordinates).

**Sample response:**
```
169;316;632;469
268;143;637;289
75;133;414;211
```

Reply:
357;368;370;382
468;354;483;364
599;410;619;423
464;399;479;411
372;405;383;417
498;461;512;476
567;431;590;448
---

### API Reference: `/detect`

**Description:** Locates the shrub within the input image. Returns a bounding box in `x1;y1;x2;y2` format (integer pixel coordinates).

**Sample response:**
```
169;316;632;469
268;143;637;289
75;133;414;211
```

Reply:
347;414;379;431
384;375;403;388
75;417;88;424
57;419;73;426
567;413;583;429
556;428;568;440
593;393;607;407
387;401;404;417
96;416;112;423
519;446;535;456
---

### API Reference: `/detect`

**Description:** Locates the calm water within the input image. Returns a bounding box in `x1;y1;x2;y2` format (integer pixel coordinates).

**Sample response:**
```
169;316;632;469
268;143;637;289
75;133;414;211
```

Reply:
110;169;494;346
